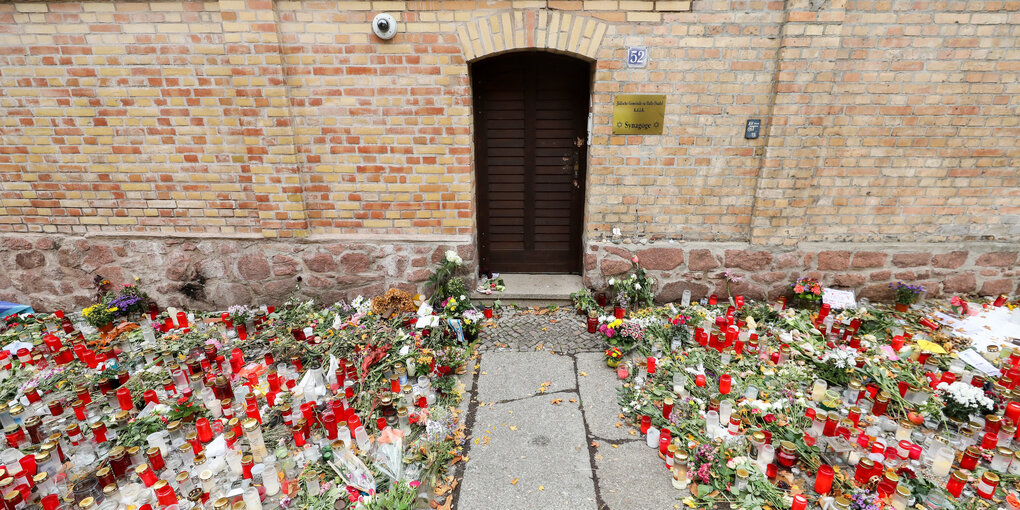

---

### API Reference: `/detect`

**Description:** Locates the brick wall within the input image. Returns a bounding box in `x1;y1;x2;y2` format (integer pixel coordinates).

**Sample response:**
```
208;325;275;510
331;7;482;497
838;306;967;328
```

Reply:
0;0;1017;308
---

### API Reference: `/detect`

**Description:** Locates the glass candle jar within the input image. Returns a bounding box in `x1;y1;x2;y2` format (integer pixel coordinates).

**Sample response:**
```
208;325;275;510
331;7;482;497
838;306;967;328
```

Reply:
931;446;954;478
877;470;899;499
992;446;1013;472
135;464;158;487
946;470;968;498
891;486;911;510
243;419;267;461
777;441;798;468
976;471;998;499
871;391;890;416
855;457;875;484
814;464;834;494
153;480;178;506
961;446;981;471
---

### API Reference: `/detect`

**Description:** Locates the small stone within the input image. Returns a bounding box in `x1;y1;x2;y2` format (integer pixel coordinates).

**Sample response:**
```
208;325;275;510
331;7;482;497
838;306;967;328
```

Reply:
656;281;710;303
600;258;631;276
831;273;865;288
817;251;851;271
891;252;931;268
869;270;892;281
272;255;300;277
942;272;977;294
932;251;968;269
851;251;887;269
687;249;719;271
724;249;773;271
341;252;372;274
14;250;45;269
975;251;1018;268
980;278;1013;296
636;247;683;271
303;253;337;273
237;253;271;281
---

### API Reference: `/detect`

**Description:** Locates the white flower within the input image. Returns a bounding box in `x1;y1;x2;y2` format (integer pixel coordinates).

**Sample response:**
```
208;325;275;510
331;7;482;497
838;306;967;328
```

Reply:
635;283;642;290
444;250;463;265
608;278;615;286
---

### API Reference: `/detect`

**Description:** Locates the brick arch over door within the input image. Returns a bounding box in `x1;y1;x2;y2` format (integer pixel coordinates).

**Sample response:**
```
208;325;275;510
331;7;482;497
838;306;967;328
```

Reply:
456;10;609;63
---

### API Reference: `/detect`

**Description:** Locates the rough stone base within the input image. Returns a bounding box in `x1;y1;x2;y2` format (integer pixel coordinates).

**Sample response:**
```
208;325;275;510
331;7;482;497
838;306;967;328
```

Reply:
0;234;474;311
584;241;1019;303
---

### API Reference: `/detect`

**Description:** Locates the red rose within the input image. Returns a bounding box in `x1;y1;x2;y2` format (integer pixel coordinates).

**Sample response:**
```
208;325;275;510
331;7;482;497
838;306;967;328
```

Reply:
763;413;776;423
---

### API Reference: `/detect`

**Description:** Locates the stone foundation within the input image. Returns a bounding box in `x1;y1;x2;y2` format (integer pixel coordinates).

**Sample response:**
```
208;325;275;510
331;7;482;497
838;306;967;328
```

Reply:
584;241;1019;303
0;234;474;312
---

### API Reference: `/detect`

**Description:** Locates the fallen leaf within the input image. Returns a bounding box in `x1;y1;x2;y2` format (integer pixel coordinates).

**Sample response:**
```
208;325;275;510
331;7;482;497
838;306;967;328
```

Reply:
509;425;518;431
612;444;619;448
579;371;588;377
539;485;545;491
568;398;577;403
615;422;623;428
511;478;518;485
551;398;563;405
590;441;599;448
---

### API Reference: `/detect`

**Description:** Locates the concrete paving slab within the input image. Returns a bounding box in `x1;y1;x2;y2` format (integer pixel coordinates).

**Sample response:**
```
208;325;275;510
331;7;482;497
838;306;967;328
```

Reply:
576;352;632;441
476;351;577;402
595;440;681;510
458;396;597;510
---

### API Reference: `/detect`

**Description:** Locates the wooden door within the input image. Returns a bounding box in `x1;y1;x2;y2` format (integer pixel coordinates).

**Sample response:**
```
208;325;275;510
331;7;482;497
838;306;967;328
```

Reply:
473;52;589;274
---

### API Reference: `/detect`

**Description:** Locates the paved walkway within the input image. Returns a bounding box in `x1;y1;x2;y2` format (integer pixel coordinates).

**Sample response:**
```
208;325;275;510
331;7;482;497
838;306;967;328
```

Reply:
452;308;680;510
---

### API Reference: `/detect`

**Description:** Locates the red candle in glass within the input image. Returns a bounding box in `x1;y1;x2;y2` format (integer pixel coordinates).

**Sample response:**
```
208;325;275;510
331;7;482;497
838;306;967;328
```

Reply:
708;295;717;305
237;324;247;341
155;482;178;506
791;495;807;510
646;357;655;375
981;432;998;450
72;401;87;421
1007;402;1020;424
719;374;731;395
640;415;651;434
246;403;261;424
662;401;673;420
587;316;598;333
814;464;834;494
323;412;338;439
143;390;159;405
196;418;213;443
390;378;401;393
994;295;1008;307
484;307;494;319
136;464;158;487
176;311;188;329
147;447;165;471
116;388;133;411
695;374;706;387
946;471;967;498
292;424;306;447
659;428;671;455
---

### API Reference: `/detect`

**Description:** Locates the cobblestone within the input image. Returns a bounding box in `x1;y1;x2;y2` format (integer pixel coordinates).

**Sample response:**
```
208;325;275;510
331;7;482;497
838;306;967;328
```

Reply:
479;307;602;354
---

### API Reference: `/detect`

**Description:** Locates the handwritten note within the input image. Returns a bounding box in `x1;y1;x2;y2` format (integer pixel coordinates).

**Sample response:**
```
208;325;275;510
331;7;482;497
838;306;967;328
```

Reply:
959;348;1002;377
822;288;857;309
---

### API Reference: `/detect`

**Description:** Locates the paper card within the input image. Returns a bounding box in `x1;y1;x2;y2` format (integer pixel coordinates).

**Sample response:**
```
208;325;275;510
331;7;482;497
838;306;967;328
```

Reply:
822;288;857;309
959;348;1002;377
879;345;900;361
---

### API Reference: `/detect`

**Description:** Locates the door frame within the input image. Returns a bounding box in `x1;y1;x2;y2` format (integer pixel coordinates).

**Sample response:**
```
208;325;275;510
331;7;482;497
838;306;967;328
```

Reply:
470;50;593;275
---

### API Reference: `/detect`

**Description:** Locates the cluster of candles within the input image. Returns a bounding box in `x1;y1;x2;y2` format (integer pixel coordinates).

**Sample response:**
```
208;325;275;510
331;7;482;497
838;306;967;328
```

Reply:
0;306;442;510
623;296;1020;508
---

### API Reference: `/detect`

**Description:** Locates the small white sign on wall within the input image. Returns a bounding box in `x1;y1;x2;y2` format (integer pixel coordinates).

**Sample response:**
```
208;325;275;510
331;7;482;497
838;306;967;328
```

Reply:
627;46;648;68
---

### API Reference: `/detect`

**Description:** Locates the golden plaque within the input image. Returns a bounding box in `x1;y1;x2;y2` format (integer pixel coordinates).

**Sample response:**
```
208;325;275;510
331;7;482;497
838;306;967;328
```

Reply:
611;94;666;135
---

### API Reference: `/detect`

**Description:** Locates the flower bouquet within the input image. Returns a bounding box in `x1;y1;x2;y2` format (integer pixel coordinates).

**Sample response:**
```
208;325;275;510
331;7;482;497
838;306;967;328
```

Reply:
890;281;924;312
937;381;994;422
81;302;118;332
789;277;822;309
605;347;623;368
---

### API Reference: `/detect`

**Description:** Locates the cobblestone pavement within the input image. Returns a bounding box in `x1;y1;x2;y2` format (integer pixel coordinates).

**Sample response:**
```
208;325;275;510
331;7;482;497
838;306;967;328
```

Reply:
478;306;603;353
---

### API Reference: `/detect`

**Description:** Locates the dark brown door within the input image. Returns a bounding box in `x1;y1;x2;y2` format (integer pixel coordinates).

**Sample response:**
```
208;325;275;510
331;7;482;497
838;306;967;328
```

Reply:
473;52;589;274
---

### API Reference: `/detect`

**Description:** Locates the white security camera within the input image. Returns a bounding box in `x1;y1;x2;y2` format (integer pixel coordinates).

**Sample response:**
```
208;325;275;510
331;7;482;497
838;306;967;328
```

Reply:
372;13;397;40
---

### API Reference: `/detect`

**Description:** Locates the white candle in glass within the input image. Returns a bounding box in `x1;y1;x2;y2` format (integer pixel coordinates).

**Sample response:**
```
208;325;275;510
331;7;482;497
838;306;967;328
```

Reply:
930;446;954;478
242;487;263;510
646;426;659;448
719;400;733;426
811;380;827;402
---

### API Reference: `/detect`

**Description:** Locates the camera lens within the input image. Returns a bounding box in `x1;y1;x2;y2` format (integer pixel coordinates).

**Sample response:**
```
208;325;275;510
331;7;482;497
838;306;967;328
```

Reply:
377;19;390;31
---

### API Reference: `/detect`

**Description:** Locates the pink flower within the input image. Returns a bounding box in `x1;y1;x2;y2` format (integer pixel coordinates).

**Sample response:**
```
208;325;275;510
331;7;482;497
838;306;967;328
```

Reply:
950;296;962;306
811;286;821;295
631;256;640;264
409;481;420;488
794;285;804;293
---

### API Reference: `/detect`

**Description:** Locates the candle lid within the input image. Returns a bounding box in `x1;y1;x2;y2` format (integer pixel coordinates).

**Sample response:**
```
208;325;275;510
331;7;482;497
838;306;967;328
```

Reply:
35;451;50;463
213;498;230;510
102;484;117;496
242;418;259;431
951;470;967;482
32;472;47;484
76;496;93;509
984;471;1000;483
135;464;150;475
175;472;189;483
108;446;125;457
167;421;181;432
